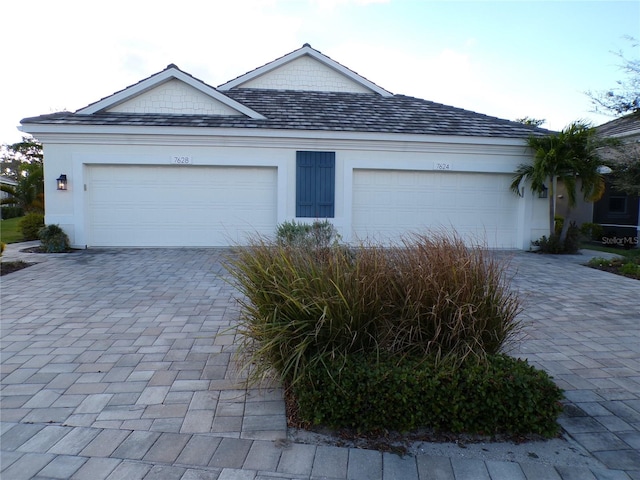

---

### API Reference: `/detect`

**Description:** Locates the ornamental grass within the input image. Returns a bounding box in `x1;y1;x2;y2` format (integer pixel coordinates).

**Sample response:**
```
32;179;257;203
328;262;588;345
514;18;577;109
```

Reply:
225;231;522;387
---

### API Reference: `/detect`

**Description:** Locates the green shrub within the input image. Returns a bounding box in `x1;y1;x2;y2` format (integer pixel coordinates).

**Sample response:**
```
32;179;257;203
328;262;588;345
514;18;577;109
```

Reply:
276;219;341;248
563;221;580;254
0;242;5;256
38;224;70;253
19;213;45;240
554;215;564;236
533;221;583;254
275;220;311;244
0;206;24;220
580;222;604;241
293;354;563;437
587;256;613;267
620;262;640;276
533;234;564;254
226;232;522;387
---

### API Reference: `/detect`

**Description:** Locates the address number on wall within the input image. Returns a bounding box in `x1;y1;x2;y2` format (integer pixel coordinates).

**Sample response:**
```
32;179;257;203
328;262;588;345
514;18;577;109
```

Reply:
434;162;451;170
171;156;193;165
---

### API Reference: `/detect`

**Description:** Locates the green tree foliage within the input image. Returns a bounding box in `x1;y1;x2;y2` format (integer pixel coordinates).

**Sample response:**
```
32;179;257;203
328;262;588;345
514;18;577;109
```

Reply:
608;141;640;196
586;36;640;116
0;137;44;213
515;116;546;127
511;122;615;236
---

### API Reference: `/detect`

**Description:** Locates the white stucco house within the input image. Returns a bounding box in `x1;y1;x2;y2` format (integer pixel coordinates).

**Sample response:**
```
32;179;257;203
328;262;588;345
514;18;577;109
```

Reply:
20;44;548;249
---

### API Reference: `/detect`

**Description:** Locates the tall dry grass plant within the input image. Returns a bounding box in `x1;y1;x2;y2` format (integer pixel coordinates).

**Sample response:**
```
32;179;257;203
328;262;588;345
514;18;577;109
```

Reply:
225;232;522;387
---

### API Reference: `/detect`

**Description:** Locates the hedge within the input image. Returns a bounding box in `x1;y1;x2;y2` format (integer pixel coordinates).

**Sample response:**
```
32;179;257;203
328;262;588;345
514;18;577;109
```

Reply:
293;354;563;437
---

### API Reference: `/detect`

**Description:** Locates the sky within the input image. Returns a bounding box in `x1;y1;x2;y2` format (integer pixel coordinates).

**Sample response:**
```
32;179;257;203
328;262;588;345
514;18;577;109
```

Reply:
1;0;638;145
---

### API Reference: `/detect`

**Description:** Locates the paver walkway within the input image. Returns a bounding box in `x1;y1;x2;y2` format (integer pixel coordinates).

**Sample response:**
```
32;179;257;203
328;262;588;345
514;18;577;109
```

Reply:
1;245;639;479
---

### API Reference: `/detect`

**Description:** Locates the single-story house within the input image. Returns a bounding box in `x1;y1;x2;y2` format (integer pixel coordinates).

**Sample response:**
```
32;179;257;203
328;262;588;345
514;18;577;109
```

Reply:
20;44;549;249
555;113;639;245
593;113;640;244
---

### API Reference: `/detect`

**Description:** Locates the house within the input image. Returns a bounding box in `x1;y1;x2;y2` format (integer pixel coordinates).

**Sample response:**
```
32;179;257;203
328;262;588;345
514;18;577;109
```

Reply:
593;113;640;246
19;44;549;249
0;175;18;204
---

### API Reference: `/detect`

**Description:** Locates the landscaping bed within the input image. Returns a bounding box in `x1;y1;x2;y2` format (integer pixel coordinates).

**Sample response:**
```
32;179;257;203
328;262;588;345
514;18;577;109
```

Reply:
587;256;640;280
584;246;640;280
226;224;564;439
0;260;34;276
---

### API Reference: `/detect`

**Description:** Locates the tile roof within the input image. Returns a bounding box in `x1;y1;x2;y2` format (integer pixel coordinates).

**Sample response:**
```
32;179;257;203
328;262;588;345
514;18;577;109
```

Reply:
21;89;550;139
596;112;640;138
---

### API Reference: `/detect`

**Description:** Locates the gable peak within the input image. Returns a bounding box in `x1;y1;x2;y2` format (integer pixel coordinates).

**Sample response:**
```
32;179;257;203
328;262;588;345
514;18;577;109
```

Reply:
218;44;392;96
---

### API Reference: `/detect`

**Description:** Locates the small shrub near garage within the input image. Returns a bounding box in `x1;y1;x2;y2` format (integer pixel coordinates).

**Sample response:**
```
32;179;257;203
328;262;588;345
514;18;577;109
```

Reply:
293;354;563;437
276;219;341;248
533;221;581;254
19;212;44;240
38;224;70;253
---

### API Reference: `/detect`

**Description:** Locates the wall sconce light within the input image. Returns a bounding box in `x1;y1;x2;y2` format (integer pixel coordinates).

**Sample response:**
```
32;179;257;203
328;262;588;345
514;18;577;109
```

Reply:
538;184;548;199
56;174;68;191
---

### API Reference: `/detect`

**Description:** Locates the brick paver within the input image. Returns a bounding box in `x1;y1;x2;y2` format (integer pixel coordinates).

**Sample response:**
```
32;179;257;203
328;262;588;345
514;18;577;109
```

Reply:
1;246;638;479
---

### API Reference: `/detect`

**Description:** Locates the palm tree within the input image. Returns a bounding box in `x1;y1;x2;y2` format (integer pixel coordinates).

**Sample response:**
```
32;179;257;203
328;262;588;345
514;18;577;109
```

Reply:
511;121;613;237
0;162;44;212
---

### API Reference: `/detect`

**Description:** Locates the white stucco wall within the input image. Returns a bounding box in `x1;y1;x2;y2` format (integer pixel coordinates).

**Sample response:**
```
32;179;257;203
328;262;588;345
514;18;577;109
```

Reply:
237;56;375;94
108;79;242;115
31;127;546;249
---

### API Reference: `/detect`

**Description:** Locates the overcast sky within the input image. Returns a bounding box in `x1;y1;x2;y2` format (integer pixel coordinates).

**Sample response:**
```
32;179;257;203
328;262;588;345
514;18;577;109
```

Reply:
1;0;638;145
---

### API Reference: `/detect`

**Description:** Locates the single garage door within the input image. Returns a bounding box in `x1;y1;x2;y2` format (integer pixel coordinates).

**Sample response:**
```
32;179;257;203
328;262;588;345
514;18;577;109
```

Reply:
86;165;277;246
352;169;518;248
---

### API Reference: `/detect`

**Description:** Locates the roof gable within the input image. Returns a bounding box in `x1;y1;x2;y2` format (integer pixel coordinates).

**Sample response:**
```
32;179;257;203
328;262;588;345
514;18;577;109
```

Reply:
218;44;392;97
77;65;266;119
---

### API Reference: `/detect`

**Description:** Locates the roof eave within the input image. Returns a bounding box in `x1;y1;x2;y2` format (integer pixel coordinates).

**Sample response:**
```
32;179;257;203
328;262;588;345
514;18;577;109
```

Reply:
18;122;531;148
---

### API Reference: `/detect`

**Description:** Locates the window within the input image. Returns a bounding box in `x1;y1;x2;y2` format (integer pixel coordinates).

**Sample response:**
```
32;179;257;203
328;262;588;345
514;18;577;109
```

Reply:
609;196;627;214
296;151;335;218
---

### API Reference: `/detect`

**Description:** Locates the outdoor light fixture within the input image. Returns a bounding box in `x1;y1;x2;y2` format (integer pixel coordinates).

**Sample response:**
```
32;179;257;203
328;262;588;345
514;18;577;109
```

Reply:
56;174;68;191
538;184;548;199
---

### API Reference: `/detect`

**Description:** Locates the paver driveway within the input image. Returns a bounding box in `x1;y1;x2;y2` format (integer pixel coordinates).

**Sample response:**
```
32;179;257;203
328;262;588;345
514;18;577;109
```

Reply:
1;246;639;479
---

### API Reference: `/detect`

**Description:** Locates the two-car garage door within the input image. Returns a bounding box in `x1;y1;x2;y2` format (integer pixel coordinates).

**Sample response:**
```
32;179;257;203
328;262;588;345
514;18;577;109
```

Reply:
86;165;518;248
352;169;518;248
86;165;277;247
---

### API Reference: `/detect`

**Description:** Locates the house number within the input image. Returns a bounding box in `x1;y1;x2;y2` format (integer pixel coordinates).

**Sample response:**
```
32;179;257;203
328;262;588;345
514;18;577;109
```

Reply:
434;162;451;170
171;155;193;165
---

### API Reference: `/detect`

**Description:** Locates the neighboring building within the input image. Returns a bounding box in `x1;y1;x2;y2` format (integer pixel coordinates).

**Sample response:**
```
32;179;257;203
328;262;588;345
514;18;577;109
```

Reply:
0;175;18;204
593;113;640;246
20;44;549;249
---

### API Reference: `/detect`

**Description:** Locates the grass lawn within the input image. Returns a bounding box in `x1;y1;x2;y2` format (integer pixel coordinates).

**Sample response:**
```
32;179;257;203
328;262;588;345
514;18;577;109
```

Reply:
582;243;640;260
0;217;24;244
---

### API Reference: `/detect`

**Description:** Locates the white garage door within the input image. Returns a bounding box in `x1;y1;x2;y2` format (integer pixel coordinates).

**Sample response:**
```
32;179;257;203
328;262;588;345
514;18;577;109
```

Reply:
86;165;277;247
352;169;518;248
